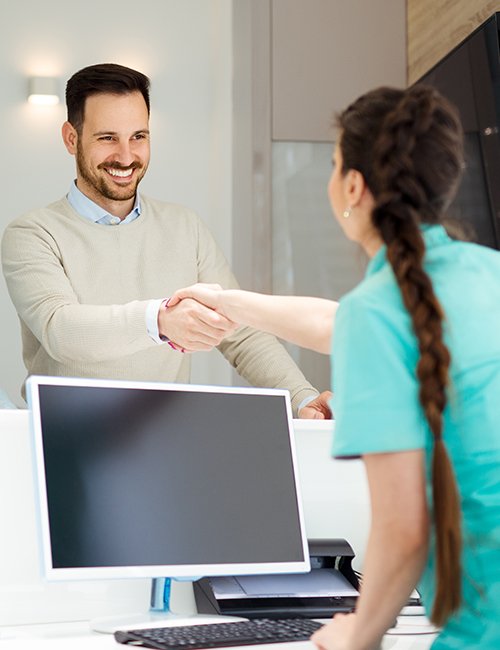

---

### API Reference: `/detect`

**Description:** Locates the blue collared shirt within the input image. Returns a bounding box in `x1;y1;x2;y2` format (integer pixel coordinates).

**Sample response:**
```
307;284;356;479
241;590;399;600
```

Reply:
67;180;141;225
66;181;164;343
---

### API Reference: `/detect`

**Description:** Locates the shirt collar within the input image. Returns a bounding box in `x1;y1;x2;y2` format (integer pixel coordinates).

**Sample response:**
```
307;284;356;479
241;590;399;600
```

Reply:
366;224;451;277
67;180;141;225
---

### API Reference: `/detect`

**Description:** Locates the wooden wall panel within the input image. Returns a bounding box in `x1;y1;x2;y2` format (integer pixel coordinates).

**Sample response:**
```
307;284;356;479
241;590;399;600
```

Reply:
408;0;500;83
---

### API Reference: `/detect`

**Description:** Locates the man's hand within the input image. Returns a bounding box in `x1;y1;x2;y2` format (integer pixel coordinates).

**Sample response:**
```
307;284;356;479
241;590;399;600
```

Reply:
158;297;237;353
298;390;333;419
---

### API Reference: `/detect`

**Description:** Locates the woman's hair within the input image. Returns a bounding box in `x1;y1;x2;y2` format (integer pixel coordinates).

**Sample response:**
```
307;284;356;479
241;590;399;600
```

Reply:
337;85;465;626
65;63;150;133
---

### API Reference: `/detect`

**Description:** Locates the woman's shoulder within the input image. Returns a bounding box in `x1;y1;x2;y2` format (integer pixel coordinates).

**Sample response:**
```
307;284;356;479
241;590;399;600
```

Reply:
340;264;405;320
454;238;500;266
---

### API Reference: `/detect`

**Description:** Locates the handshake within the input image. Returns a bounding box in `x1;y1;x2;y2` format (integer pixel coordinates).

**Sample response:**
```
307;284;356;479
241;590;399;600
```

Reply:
158;282;337;359
158;283;334;420
157;283;239;355
158;283;335;420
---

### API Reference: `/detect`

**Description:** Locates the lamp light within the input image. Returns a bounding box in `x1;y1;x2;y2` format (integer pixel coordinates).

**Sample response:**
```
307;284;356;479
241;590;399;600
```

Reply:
28;76;60;106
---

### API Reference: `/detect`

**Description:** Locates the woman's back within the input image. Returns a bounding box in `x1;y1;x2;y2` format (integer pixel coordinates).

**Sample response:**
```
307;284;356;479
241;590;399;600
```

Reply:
424;232;500;648
333;225;500;647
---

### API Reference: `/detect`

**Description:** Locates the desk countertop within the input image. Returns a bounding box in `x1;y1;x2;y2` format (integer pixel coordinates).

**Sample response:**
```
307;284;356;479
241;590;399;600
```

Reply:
0;618;438;649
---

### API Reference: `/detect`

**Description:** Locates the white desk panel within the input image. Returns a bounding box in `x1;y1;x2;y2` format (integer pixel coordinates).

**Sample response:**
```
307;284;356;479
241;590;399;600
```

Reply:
292;419;370;570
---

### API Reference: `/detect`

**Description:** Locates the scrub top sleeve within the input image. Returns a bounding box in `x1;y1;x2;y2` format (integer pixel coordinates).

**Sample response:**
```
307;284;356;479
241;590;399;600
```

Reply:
331;295;429;458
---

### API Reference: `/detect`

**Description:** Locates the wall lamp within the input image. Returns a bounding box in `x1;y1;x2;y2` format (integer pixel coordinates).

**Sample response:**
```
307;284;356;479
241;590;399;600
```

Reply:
28;76;60;106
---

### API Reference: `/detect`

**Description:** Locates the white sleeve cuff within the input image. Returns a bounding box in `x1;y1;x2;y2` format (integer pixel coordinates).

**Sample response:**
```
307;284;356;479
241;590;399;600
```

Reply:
146;298;167;344
297;395;316;413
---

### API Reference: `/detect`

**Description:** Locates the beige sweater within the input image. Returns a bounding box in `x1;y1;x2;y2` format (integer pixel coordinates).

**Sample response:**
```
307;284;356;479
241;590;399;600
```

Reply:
1;195;318;412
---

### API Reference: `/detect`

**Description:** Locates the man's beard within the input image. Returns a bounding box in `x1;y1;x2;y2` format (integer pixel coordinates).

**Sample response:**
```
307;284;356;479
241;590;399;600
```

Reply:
76;143;147;202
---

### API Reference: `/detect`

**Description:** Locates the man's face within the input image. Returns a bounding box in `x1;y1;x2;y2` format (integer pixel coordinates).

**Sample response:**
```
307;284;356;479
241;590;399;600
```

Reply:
72;91;150;213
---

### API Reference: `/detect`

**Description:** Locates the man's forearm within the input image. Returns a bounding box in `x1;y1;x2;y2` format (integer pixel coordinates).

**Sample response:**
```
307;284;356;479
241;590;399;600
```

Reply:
217;325;319;415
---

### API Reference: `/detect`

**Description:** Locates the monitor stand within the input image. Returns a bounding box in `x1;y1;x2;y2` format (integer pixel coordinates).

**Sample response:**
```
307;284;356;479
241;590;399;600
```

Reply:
91;578;244;634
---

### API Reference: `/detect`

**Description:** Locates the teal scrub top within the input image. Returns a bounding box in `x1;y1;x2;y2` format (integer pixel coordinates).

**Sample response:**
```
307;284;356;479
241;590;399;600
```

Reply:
331;225;500;649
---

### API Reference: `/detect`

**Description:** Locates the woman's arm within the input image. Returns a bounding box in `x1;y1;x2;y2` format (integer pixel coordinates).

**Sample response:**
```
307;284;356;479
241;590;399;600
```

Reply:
169;285;338;354
312;449;430;650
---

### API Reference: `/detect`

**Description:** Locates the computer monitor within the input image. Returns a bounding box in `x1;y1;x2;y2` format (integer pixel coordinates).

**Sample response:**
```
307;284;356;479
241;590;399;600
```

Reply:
415;12;500;249
26;376;310;628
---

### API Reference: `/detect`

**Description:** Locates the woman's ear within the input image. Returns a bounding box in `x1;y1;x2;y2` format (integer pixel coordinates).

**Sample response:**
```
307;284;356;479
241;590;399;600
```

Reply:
344;168;367;208
61;121;78;155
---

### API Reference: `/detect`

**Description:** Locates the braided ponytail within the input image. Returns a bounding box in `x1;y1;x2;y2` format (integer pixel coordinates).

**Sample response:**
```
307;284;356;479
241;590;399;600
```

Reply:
338;86;465;626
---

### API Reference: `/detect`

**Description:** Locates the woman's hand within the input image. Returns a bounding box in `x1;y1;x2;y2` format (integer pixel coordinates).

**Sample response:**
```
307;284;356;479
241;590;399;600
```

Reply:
311;614;367;650
168;283;226;314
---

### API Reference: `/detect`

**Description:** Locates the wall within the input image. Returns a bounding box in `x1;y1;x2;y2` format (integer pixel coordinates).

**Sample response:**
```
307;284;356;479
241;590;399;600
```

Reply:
272;0;407;142
232;0;407;295
232;0;406;394
0;0;233;406
408;0;500;82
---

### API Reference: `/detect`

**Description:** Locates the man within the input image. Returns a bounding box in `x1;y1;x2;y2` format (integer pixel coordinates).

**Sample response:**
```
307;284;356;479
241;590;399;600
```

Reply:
2;63;330;417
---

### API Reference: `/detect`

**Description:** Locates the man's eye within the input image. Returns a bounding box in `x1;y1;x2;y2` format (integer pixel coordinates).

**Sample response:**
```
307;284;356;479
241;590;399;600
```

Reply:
134;133;148;140
98;136;114;141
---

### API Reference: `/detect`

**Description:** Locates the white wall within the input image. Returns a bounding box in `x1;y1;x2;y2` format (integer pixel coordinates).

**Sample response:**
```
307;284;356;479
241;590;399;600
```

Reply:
0;0;233;406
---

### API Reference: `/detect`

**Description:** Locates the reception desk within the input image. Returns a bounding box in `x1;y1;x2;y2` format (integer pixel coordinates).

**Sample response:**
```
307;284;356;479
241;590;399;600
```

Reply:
0;410;436;648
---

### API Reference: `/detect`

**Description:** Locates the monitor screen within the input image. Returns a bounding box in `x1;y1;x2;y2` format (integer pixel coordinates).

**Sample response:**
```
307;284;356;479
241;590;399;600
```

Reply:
26;376;310;582
416;12;500;250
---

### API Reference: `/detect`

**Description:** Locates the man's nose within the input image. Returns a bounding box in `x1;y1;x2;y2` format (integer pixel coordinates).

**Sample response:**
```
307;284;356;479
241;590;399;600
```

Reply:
113;140;135;166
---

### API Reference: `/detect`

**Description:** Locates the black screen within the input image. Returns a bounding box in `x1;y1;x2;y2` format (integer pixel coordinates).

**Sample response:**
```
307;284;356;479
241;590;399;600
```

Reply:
36;384;305;571
417;13;500;249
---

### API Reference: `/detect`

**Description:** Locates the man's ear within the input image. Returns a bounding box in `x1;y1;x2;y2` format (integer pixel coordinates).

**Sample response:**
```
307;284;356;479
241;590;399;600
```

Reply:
344;168;367;208
62;121;78;155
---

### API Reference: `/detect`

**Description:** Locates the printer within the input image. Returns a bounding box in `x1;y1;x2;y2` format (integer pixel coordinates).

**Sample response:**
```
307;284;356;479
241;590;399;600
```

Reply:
194;539;359;619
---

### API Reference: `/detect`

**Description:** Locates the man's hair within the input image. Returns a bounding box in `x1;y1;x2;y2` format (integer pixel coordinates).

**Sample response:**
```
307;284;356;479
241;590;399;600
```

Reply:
65;63;150;132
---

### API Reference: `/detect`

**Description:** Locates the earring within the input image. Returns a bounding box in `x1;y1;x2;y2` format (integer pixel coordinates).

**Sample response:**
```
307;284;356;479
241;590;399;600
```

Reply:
342;206;352;219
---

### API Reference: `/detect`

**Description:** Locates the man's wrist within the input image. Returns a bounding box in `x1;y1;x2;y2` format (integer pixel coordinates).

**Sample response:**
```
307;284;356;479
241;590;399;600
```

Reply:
297;394;317;413
158;299;184;352
158;298;171;342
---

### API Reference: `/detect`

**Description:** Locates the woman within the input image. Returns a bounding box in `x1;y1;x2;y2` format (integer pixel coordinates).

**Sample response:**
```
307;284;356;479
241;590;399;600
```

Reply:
170;85;500;649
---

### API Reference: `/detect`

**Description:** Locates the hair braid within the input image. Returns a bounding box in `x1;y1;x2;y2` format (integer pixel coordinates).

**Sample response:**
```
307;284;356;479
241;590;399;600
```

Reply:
372;87;462;626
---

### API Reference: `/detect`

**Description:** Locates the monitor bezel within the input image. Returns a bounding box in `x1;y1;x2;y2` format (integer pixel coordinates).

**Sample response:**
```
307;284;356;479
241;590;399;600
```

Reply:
26;375;310;582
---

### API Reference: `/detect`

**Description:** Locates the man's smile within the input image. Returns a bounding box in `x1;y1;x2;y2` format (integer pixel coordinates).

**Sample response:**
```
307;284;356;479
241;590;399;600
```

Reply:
105;166;136;180
98;163;142;182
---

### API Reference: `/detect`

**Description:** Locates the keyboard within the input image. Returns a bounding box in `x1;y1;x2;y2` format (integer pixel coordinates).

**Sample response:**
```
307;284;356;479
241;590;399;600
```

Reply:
114;617;324;649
